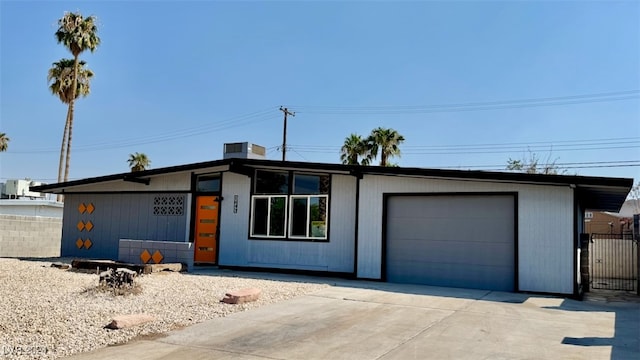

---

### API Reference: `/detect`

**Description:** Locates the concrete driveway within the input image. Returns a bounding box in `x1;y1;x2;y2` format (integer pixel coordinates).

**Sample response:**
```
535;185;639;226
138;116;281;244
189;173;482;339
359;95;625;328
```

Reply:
67;280;639;360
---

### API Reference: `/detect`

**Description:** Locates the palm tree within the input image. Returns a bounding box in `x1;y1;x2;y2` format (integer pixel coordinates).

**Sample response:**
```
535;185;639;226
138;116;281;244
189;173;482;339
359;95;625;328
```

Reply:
128;152;151;172
0;133;9;152
340;134;369;165
55;11;100;183
48;59;94;185
366;127;405;166
48;59;94;104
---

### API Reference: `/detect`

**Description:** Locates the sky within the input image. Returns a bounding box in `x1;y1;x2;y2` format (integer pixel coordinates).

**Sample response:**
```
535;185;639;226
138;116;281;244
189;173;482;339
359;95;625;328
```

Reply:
1;0;639;185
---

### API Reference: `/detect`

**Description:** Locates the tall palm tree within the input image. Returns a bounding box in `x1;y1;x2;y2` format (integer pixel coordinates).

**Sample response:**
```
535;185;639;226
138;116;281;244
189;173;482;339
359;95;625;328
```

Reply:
128;152;151;172
48;59;94;186
340;134;369;165
55;11;100;183
0;133;9;152
366;127;405;167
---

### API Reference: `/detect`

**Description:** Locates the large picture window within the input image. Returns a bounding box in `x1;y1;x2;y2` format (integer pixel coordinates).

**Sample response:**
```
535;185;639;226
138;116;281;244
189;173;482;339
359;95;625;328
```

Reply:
250;170;330;240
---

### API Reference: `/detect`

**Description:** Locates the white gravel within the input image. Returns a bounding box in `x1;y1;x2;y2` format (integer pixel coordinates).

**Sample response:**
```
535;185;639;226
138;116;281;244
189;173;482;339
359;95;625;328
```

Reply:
0;258;329;360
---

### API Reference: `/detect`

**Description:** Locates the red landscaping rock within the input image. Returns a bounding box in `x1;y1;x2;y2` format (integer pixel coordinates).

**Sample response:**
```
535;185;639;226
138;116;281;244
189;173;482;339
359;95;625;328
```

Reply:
222;288;261;304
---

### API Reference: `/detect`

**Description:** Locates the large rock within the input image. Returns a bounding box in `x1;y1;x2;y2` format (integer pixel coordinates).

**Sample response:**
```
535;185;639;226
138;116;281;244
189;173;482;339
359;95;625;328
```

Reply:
105;314;155;329
222;288;261;304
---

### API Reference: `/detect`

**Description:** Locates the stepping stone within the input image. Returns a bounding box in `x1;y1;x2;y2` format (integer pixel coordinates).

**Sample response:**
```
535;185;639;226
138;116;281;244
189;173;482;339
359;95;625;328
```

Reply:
222;288;261;304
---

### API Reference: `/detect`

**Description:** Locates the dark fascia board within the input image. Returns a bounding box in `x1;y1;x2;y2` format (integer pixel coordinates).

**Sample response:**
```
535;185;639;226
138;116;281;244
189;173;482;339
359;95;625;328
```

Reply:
31;159;231;192
30;157;633;198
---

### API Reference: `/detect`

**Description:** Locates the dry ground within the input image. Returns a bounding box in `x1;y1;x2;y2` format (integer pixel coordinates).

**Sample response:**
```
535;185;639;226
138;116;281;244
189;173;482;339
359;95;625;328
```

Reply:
0;258;328;360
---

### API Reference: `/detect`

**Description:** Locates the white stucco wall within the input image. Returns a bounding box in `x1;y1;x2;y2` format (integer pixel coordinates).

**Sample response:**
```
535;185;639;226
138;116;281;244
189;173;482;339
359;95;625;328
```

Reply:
0;200;63;218
357;175;575;294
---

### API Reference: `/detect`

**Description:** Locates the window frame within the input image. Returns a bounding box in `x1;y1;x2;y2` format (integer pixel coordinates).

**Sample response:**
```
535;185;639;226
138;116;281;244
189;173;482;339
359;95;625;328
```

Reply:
249;170;331;242
250;195;288;238
288;194;329;240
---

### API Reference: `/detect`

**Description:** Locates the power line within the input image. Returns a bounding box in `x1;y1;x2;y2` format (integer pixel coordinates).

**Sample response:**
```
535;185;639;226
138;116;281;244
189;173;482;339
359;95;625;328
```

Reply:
7;109;280;154
439;160;640;169
292;90;640;115
287;137;640;155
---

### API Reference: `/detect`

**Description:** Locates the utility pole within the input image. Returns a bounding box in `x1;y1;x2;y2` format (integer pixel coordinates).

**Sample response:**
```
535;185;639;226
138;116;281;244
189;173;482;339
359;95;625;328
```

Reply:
279;106;295;161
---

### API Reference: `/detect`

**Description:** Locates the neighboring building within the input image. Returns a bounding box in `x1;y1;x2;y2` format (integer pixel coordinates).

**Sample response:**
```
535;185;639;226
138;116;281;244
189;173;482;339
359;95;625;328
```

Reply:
32;157;632;296
584;199;639;234
584;211;630;234
2;179;46;199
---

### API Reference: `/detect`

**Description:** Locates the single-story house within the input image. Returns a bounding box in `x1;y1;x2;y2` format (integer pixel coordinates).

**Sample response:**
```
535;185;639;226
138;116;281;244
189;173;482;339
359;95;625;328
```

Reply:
32;156;632;297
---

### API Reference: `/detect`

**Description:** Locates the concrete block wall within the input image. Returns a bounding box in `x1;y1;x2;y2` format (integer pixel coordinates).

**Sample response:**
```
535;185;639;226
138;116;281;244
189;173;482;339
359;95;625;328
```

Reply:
118;239;194;271
0;215;61;257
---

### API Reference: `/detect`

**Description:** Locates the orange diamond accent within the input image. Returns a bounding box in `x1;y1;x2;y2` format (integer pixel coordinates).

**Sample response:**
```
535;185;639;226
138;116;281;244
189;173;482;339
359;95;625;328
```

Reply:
86;203;95;214
76;238;84;249
85;221;94;232
151;250;164;264
78;203;86;214
140;249;152;264
77;221;85;231
83;239;93;249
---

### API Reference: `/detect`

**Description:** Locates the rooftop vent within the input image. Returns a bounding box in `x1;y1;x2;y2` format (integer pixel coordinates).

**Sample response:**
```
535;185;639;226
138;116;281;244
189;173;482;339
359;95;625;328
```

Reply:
223;142;266;160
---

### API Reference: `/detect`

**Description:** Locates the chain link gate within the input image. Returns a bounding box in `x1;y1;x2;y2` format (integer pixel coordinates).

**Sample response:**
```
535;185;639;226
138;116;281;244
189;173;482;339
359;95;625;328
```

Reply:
589;233;638;291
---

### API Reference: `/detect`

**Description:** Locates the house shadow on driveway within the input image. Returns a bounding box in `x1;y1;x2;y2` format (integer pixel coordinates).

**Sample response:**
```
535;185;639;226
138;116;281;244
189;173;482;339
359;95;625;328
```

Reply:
549;294;640;360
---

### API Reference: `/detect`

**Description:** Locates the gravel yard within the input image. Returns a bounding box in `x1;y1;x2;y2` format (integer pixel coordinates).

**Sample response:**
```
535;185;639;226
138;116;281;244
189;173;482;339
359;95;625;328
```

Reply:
0;258;329;360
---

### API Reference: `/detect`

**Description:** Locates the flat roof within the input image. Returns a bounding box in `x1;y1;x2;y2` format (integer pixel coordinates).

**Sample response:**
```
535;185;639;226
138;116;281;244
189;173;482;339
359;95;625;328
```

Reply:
31;158;633;212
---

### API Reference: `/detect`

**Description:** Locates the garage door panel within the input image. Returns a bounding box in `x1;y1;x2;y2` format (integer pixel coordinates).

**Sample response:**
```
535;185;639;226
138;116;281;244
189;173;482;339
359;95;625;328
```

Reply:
387;239;514;267
387;218;512;244
389;196;512;219
386;195;515;291
390;261;514;290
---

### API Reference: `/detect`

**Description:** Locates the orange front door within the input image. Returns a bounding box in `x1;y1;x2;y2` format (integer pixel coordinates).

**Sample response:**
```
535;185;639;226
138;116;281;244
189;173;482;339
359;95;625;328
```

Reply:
194;196;219;263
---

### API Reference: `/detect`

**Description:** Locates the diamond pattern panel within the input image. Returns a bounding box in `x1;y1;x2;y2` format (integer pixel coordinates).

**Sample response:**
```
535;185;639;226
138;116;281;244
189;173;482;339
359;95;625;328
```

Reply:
83;239;92;249
76;221;85;231
140;249;152;264
76;238;84;249
78;203;86;214
151;250;164;264
85;221;94;232
86;203;95;214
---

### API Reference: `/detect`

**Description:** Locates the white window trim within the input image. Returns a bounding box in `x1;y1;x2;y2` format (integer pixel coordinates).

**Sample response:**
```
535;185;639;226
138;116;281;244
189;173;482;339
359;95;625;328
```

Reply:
250;195;288;238
288;195;329;240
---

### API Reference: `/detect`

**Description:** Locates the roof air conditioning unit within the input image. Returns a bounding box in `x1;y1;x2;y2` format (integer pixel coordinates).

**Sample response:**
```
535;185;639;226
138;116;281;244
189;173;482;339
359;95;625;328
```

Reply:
223;142;266;160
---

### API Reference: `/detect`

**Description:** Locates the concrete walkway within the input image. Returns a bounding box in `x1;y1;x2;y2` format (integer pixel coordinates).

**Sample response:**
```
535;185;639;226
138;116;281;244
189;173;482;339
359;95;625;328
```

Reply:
67;281;640;360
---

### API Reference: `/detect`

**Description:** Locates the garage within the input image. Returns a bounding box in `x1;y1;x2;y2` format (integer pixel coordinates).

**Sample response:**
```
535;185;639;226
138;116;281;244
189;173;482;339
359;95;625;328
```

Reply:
384;193;516;291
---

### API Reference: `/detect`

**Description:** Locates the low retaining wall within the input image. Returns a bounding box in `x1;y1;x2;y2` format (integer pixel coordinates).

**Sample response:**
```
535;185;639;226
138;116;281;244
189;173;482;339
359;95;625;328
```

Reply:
0;215;61;257
118;239;194;271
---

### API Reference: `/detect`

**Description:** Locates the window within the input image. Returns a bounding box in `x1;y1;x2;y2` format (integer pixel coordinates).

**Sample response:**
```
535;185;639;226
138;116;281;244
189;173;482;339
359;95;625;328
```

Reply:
250;170;330;240
251;196;287;237
289;195;328;238
196;173;221;192
255;170;288;194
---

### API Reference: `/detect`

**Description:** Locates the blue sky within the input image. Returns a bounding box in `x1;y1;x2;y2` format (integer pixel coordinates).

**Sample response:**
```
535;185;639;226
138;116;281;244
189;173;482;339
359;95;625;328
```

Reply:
1;0;639;184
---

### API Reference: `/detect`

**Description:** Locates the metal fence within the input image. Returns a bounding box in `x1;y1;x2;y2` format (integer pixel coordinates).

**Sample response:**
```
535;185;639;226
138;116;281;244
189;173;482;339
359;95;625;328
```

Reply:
589;233;638;291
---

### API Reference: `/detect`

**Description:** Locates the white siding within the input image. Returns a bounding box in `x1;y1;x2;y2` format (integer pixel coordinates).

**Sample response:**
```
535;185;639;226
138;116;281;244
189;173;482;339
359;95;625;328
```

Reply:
68;172;192;192
357;175;574;294
218;173;356;273
218;172;252;266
